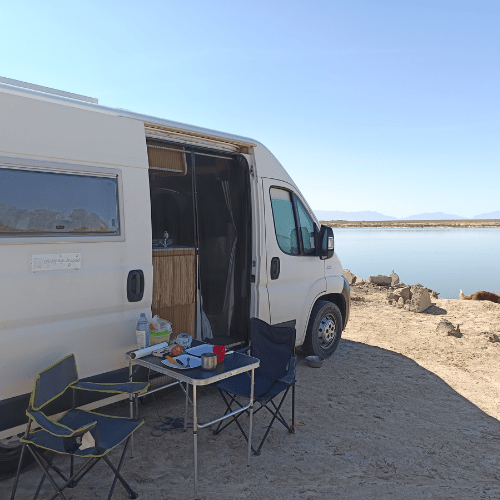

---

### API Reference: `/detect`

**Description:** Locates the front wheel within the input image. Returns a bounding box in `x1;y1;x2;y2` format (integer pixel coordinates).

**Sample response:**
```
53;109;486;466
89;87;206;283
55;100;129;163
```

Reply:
302;301;342;358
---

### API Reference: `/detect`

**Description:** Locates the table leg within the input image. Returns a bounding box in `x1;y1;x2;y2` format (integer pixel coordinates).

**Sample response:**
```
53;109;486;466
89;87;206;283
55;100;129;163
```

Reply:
184;383;189;431
193;384;199;499
247;368;255;466
128;360;135;458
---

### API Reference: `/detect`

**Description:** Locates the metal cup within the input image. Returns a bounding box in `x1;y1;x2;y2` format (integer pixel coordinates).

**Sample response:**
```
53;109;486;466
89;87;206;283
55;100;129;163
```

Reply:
201;352;217;370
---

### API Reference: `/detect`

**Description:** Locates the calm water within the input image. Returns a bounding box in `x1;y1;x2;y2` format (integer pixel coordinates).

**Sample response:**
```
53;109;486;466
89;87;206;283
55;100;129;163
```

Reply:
334;228;500;299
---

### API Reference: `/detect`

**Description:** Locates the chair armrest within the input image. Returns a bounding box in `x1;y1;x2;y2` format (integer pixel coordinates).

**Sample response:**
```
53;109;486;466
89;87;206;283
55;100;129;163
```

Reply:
73;381;150;395
277;356;296;385
26;410;97;438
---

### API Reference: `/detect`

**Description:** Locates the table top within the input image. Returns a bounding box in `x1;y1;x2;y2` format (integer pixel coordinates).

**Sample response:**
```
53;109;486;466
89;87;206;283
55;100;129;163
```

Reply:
127;350;260;386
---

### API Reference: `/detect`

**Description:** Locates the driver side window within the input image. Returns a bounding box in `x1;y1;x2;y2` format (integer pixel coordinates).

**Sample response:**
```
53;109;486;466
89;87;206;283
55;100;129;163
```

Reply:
270;187;317;256
295;197;316;255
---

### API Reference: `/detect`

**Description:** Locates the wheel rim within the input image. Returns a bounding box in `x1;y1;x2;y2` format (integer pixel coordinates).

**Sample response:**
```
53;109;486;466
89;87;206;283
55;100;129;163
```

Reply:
318;314;337;349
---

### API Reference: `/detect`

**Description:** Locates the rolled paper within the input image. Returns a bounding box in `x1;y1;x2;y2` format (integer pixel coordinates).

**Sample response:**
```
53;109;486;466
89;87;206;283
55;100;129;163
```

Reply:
130;342;169;360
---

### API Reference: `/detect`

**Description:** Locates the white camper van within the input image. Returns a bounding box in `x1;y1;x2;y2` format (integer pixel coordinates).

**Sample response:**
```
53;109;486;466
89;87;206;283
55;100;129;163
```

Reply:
0;78;350;471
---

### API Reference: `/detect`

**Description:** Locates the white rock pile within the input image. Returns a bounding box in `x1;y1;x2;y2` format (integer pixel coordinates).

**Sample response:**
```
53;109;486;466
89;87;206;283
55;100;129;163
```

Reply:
344;269;440;314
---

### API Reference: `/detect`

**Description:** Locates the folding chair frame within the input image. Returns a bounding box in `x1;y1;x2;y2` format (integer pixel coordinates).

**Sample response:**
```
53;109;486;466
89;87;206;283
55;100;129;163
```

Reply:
214;378;296;456
10;355;147;500
10;402;139;500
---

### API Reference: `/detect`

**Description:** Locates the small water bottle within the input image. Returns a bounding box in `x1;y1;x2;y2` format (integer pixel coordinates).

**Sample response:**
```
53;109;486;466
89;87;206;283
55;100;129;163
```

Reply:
136;313;150;349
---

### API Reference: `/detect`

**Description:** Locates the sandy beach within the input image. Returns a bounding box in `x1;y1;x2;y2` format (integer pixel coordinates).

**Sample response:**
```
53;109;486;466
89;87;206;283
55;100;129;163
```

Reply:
3;282;500;499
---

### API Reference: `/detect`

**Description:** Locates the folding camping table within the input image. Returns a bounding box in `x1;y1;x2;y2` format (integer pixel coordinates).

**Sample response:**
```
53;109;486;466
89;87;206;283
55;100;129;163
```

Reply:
126;347;260;500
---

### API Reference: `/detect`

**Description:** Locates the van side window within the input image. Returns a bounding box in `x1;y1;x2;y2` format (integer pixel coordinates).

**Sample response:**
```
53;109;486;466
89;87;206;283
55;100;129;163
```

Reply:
294;196;316;255
0;168;120;237
270;188;299;255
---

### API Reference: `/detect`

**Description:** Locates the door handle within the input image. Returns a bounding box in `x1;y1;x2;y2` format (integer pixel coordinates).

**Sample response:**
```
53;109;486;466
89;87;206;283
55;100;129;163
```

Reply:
270;257;280;280
127;270;144;302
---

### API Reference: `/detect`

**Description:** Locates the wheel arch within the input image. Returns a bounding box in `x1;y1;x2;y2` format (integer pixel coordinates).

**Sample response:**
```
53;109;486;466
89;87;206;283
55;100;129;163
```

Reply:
313;292;349;330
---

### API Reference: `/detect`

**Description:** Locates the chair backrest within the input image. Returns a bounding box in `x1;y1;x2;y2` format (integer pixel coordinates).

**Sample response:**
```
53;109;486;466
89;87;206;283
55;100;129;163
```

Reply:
29;354;79;411
250;318;296;381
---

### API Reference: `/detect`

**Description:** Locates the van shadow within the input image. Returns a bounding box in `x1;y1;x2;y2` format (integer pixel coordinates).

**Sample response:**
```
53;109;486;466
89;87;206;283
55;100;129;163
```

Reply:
292;339;500;498
3;341;500;499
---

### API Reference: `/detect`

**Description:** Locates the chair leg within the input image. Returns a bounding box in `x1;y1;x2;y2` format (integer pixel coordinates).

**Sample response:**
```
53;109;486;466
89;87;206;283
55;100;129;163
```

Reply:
49;457;100;499
26;446;67;500
213;389;237;434
254;387;291;456
291;382;296;434
69;454;75;487
32;473;46;500
10;442;27;500
45;458;100;500
266;394;292;431
104;437;137;500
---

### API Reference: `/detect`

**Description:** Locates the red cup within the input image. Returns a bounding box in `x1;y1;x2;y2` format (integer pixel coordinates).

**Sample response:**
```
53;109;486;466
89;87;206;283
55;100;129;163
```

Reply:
213;345;225;363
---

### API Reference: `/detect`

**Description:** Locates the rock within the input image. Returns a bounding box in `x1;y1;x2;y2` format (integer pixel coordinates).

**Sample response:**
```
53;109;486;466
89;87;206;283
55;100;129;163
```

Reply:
343;269;357;286
431;290;439;299
398;286;411;302
488;333;500;343
436;319;462;337
403;303;411;311
389;270;400;286
409;286;432;313
398;297;404;308
368;275;392;286
354;276;364;284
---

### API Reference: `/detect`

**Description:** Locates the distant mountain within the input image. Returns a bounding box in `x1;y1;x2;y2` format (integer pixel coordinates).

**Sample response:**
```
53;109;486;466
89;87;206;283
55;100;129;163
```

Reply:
314;210;397;221
472;211;500;219
400;212;466;220
315;210;500;221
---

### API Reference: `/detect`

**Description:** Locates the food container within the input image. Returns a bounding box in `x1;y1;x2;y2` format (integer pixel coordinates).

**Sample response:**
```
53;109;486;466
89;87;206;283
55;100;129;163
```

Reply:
305;355;325;368
149;330;171;346
201;352;217;370
175;333;192;349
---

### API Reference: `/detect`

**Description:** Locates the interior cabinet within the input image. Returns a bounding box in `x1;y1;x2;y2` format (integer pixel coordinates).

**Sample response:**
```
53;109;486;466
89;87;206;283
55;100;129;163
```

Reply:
152;247;196;337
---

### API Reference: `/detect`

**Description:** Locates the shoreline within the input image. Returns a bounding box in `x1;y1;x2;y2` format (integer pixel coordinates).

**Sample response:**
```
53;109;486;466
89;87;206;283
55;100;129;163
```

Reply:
321;219;500;228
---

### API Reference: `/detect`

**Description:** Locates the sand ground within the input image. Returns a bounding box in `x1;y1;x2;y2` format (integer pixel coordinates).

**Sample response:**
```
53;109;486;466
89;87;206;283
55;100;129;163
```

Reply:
3;284;500;499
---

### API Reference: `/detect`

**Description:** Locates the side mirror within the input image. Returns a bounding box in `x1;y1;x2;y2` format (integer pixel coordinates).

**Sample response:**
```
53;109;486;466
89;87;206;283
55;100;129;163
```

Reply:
318;225;334;260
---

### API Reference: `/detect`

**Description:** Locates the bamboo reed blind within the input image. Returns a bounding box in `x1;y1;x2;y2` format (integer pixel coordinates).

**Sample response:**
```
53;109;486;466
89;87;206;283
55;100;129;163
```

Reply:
147;139;186;173
152;248;196;336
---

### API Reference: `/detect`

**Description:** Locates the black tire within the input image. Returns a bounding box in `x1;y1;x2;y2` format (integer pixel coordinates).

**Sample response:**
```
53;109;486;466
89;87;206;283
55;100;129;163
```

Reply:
302;300;342;358
0;436;34;480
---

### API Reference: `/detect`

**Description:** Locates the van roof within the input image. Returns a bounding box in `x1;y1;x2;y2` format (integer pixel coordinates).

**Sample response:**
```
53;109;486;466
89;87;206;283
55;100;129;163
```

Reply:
0;78;258;149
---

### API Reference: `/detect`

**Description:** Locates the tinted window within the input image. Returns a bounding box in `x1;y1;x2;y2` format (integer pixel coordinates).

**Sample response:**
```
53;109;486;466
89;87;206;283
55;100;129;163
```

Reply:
270;188;299;255
295;197;316;255
0;168;119;236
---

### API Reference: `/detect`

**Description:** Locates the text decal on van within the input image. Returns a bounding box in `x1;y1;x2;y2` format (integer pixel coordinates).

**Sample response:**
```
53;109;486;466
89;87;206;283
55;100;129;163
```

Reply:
32;253;81;272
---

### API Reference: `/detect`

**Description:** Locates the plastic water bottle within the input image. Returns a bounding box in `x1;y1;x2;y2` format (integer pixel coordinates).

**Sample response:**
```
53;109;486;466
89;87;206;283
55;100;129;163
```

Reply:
136;313;150;349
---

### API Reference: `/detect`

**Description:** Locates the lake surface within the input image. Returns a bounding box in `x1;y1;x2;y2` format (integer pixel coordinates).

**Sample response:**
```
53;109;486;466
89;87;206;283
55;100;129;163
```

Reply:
333;228;500;299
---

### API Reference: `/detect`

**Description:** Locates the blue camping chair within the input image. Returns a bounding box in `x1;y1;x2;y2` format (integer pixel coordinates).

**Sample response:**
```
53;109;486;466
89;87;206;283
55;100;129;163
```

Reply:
214;318;296;455
10;354;149;500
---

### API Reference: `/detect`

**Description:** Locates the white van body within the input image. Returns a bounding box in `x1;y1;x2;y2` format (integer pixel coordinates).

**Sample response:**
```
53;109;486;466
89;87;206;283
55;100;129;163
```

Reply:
0;80;349;451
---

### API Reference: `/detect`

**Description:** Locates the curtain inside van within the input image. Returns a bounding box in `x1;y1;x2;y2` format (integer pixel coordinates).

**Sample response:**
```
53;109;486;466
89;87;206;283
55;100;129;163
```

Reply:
192;152;251;345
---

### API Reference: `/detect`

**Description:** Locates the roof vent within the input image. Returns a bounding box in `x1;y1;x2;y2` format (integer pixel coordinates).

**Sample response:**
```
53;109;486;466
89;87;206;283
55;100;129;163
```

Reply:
0;76;98;104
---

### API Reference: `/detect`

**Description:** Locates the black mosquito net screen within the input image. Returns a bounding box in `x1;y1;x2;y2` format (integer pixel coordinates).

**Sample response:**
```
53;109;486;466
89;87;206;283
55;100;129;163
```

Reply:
148;141;251;346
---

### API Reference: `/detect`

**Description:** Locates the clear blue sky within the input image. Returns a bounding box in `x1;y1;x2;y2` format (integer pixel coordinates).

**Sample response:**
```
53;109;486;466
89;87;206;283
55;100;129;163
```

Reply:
1;1;498;218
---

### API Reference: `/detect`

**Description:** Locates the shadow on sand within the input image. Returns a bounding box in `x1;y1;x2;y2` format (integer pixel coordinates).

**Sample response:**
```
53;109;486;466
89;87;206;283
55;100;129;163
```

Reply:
2;339;500;499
